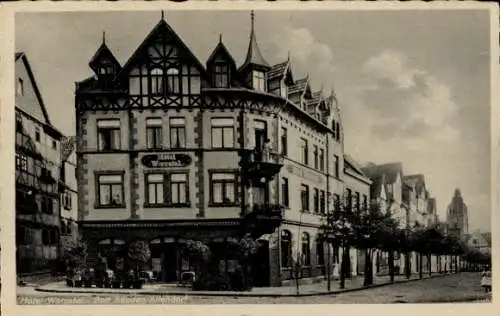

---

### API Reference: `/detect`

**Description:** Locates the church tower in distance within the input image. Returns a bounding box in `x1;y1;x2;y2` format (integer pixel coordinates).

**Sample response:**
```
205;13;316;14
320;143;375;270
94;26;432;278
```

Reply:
446;188;469;239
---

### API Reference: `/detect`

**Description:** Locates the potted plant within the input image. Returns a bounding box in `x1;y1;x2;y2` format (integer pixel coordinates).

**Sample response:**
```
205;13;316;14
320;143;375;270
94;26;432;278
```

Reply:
182;240;212;290
127;240;151;289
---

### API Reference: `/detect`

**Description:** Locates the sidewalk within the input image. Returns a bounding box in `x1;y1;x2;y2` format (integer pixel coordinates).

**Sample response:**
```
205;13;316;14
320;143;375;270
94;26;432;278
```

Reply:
34;272;451;297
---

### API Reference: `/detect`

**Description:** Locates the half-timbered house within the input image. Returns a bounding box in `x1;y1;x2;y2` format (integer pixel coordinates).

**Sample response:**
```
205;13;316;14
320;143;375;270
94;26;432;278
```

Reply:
15;52;64;274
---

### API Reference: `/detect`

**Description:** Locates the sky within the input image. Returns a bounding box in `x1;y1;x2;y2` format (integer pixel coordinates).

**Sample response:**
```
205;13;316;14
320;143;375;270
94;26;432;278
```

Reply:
15;9;492;232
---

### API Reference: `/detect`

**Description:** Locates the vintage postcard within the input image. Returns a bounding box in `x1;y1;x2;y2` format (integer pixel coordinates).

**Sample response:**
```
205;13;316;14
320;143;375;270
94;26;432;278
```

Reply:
0;1;498;316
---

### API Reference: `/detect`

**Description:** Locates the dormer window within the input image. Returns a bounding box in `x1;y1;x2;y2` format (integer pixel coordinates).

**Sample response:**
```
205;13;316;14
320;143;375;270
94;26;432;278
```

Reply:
214;63;230;88
268;80;280;95
252;71;266;92
98;65;114;76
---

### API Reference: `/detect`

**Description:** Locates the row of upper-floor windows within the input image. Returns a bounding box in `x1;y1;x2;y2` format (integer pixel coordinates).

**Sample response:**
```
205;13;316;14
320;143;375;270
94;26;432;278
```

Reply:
95;117;341;173
16;152;57;179
17;225;59;246
96;117;236;151
94;169;239;209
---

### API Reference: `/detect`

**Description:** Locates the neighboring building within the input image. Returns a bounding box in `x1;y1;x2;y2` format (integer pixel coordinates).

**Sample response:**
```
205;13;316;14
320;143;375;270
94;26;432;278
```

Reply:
446;189;469;239
425;197;439;227
75;13;367;287
60;136;79;248
15;52;64;274
403;174;429;227
464;231;491;255
360;162;407;275
343;154;371;276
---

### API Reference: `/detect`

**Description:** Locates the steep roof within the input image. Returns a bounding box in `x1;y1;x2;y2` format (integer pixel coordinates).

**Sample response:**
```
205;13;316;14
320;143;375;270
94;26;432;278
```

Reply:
404;174;426;195
239;11;269;71
344;154;371;183
206;38;237;67
361;162;403;199
115;19;208;82
15;52;52;126
288;77;311;96
362;162;403;184
268;58;294;84
88;39;122;74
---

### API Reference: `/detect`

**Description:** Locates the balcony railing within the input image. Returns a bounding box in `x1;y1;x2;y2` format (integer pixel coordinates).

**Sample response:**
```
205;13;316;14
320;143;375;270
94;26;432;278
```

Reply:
240;149;284;185
241;203;285;237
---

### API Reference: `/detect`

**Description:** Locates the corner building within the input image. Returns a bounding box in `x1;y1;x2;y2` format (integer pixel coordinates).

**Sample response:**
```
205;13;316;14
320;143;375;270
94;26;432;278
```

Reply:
76;14;360;286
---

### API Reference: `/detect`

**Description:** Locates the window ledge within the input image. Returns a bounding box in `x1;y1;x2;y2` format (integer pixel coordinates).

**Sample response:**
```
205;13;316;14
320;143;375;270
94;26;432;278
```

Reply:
209;203;240;208
144;203;191;209
94;204;126;209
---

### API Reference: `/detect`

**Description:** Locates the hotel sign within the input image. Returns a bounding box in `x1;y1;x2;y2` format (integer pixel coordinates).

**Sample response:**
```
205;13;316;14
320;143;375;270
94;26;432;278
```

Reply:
141;153;192;168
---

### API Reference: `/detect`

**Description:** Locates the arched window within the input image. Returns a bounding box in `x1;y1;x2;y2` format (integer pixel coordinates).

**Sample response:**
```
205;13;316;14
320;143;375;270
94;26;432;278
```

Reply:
150;68;164;95
301;232;311;266
166;68;180;94
281;230;292;268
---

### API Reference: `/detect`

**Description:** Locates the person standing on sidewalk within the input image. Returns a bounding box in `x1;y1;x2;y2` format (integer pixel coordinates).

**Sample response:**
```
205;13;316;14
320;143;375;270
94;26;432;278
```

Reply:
480;267;492;293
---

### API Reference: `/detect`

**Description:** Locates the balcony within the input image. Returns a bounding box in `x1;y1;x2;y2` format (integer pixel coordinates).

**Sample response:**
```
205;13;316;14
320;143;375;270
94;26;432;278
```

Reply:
241;203;285;238
240;149;284;186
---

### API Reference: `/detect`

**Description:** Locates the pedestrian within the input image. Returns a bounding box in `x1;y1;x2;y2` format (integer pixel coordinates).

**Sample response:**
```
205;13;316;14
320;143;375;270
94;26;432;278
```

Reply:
262;138;271;162
480;267;492;293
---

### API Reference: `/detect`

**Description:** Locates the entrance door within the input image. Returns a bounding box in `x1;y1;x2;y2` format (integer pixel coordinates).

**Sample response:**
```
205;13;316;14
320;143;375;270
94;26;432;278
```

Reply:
251;240;270;287
163;244;178;282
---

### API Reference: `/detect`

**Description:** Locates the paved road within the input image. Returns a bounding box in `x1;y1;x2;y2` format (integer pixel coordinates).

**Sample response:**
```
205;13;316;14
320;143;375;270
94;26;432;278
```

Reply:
17;272;491;304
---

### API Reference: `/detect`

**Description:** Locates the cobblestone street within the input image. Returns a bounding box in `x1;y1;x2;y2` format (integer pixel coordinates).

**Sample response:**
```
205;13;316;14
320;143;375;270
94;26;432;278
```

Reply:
17;272;491;304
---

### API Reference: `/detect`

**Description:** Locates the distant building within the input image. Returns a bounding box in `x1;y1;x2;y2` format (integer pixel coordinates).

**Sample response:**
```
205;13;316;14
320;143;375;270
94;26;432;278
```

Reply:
15;52;64;274
60;137;79;247
361;162;407;275
403;174;428;227
446;189;469;239
425;197;439;227
343;154;372;276
464;231;491;255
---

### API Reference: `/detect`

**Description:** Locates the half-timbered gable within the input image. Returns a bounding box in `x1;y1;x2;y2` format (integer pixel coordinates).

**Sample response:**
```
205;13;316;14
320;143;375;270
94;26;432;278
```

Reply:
118;20;208;109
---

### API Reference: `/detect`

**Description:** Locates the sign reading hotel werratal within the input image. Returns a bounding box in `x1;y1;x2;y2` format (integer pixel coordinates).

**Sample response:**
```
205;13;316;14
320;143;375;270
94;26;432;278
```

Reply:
141;153;192;168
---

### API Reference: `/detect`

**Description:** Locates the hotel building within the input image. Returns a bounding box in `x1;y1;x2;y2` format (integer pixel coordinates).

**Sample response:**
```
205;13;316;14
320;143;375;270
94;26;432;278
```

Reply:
75;13;369;286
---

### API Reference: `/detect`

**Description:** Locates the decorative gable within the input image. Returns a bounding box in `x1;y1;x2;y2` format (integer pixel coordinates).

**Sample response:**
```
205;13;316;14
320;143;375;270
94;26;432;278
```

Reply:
116;19;208;85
